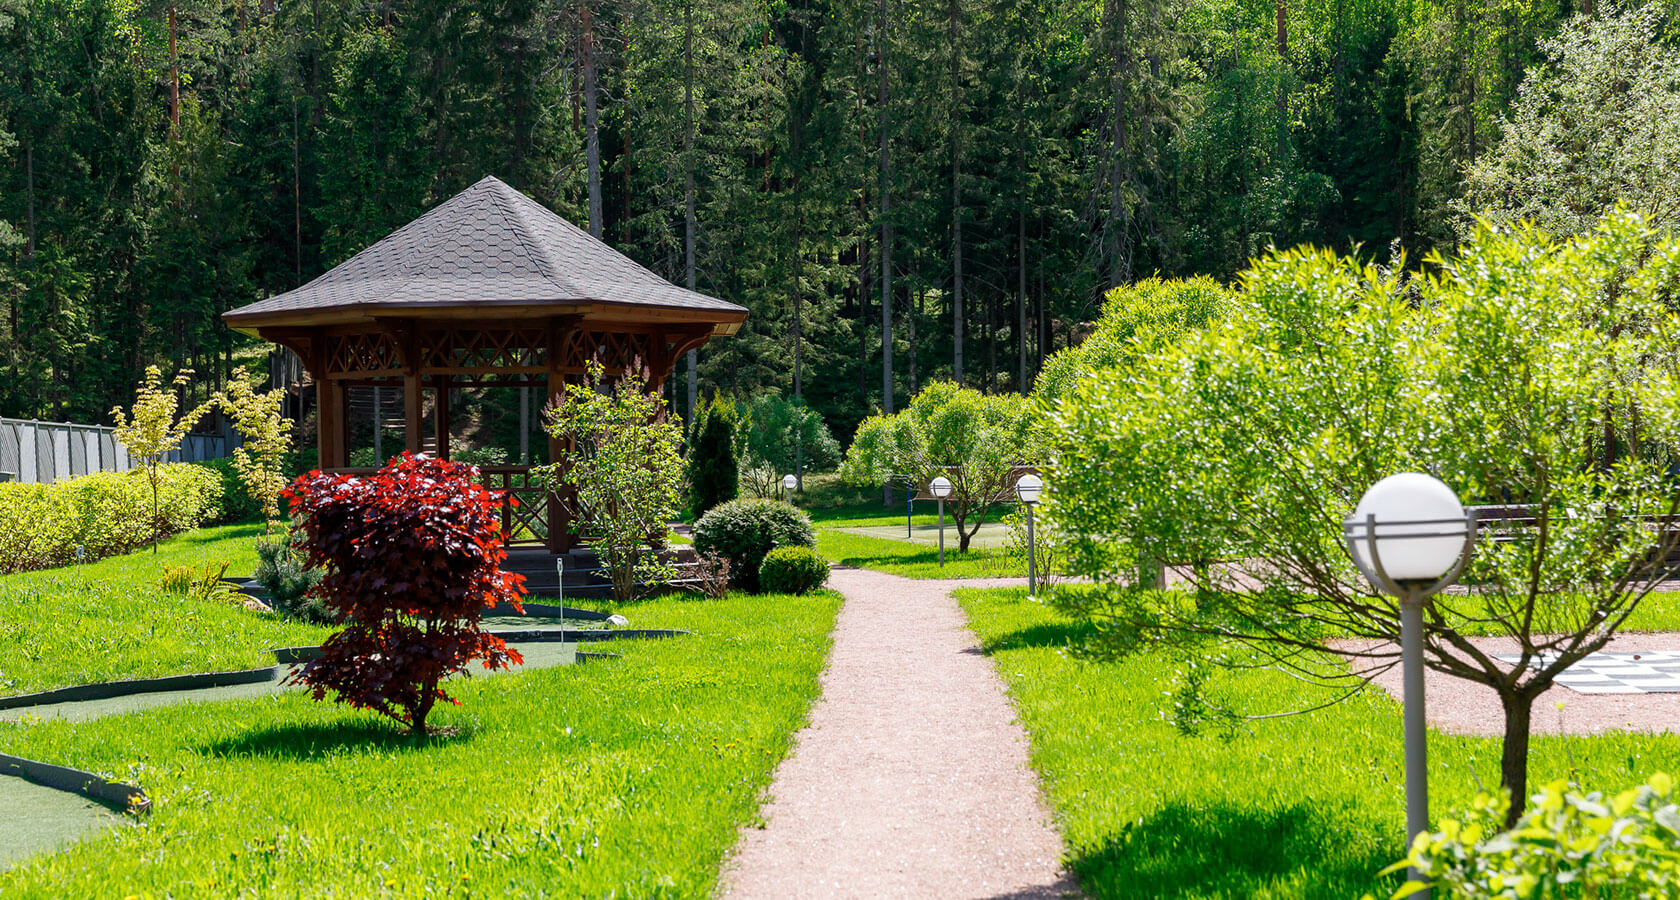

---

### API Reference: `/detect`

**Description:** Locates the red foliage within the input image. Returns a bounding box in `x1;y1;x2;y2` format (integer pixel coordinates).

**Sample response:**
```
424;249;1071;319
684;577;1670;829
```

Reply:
282;452;526;733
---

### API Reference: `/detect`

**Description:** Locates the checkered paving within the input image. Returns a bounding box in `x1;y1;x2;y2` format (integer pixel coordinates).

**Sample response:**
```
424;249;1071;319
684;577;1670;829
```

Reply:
1493;651;1680;694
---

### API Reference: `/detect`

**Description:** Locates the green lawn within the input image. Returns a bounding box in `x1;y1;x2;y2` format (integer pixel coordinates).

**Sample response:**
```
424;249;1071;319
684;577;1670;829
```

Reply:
0;524;330;698
0;588;841;896
954;586;1680;900
805;497;1026;579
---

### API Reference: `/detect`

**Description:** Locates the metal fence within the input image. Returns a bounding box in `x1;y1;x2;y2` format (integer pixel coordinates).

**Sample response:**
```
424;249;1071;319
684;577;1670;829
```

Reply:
0;418;235;485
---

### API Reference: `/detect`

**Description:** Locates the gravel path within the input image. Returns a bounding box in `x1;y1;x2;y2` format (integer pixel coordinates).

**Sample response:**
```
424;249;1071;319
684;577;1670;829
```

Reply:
1342;632;1680;736
724;568;1079;900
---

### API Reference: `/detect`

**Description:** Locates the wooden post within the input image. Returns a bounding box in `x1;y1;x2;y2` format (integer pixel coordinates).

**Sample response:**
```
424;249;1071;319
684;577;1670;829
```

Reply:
433;375;451;460
404;374;422;454
545;315;581;554
318;379;347;469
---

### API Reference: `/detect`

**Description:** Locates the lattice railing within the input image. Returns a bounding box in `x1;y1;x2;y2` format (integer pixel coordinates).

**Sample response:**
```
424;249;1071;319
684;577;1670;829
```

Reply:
480;466;552;545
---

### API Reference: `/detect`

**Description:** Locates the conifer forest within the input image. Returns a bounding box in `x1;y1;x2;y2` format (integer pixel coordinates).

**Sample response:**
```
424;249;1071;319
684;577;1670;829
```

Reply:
0;0;1675;440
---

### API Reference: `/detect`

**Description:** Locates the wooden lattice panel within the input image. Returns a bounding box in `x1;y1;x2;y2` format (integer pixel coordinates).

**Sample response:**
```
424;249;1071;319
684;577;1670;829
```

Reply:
559;330;655;375
481;466;551;545
322;331;403;376
419;327;548;374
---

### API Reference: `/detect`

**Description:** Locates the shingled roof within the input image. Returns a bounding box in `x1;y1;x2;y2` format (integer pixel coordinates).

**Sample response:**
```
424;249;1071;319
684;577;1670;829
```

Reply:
223;175;745;333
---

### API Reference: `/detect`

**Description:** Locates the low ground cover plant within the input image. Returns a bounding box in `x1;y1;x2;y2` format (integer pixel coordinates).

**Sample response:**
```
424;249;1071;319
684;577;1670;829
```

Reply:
693;498;816;592
0;590;841;896
1388;775;1680;899
758;546;829;594
0;464;222;575
284;452;525;734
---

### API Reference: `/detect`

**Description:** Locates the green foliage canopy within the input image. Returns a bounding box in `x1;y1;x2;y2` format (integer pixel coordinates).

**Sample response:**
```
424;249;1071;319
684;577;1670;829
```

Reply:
736;393;842;496
1042;213;1680;817
842;381;1034;552
686;394;739;520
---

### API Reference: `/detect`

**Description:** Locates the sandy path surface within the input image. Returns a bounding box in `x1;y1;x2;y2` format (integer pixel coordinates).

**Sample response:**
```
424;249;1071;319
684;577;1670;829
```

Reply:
1341;632;1680;736
724;568;1079;900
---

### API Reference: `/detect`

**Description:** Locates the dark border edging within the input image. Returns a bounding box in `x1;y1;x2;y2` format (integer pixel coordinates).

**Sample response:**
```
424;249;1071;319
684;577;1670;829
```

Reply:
0;753;149;815
0;666;283;711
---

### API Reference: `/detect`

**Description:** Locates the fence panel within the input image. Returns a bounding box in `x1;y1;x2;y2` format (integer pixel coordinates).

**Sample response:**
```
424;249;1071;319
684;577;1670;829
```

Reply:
0;418;235;484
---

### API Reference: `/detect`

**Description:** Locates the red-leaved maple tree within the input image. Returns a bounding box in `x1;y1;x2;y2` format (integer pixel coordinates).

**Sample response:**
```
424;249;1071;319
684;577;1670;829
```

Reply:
283;452;526;734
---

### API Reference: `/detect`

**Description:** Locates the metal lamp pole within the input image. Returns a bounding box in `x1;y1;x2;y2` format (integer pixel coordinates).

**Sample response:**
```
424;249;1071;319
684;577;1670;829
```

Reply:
1016;473;1043;599
1345;476;1475;900
930;476;952;567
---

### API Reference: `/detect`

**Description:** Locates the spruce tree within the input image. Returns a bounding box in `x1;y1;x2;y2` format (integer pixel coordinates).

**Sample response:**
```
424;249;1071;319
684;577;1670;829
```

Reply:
686;395;738;520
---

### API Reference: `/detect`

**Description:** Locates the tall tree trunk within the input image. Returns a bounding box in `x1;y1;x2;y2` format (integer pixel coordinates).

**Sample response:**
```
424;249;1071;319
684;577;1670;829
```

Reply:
1106;0;1132;287
1499;690;1535;827
169;5;180;137
1018;207;1027;392
909;283;919;396
684;1;698;421
948;0;964;386
583;3;602;240
878;0;894;505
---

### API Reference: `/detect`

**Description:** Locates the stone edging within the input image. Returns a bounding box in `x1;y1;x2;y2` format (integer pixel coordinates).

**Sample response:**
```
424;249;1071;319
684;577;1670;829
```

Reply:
0;753;150;815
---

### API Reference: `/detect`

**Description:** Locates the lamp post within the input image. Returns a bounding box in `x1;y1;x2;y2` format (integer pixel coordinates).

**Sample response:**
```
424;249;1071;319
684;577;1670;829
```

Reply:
1015;473;1043;598
1344;472;1475;900
930;476;953;566
782;473;797;504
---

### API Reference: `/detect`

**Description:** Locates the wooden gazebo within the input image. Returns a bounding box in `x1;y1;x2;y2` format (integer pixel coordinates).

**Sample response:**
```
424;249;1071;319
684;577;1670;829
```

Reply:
223;176;746;552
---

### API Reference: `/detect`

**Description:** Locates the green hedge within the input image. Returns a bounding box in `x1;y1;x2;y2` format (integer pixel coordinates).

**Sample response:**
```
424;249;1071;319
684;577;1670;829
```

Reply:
758;546;830;595
0;464;223;575
692;498;816;593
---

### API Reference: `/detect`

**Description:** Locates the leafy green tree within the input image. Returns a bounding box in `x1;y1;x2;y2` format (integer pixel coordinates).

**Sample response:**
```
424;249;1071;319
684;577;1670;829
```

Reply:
1042;213;1680;821
736;393;842;497
539;361;685;602
215;366;293;531
686;393;738;519
842;381;1034;551
1460;7;1680;238
1034;276;1231;404
111;366;214;553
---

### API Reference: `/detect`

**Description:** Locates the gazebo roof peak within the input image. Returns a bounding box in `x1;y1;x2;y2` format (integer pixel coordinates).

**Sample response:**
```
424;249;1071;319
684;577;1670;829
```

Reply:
224;175;745;333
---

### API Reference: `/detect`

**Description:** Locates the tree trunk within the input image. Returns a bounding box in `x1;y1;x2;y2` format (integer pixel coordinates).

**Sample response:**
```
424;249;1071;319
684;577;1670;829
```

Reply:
949;0;964;387
169;5;180;137
583;3;602;240
1499;689;1535;827
684;2;699;421
1017;207;1027;392
878;0;894;506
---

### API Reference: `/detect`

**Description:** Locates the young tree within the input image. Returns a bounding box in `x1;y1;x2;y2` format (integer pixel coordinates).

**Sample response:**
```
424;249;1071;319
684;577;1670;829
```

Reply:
216;366;292;530
538;361;685;602
841;381;1034;551
686;393;738;519
1042;214;1680;822
737;393;842;497
284;453;526;735
111;366;213;553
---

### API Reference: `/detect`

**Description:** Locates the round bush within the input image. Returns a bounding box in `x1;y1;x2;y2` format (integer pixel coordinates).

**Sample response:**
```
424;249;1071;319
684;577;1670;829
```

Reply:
758;546;830;595
691;498;815;592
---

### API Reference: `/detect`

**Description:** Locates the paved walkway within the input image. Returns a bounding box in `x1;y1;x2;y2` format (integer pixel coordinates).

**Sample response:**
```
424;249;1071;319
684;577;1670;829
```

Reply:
725;568;1080;899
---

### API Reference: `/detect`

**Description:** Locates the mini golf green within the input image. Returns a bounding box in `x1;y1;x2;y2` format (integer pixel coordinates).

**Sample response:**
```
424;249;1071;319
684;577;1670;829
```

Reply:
837;520;1014;550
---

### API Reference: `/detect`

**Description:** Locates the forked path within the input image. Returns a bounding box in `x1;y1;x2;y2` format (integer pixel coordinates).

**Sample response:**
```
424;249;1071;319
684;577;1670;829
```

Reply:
725;567;1080;899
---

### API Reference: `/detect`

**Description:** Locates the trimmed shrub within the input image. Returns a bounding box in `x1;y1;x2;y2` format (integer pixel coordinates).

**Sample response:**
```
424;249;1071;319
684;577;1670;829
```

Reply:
692;498;815;592
194;458;263;523
758;546;829;595
0;464;223;575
